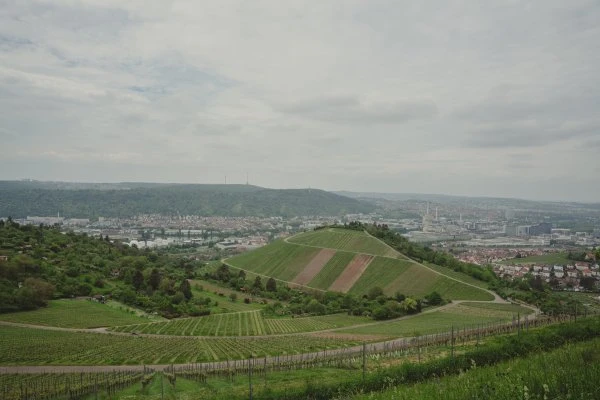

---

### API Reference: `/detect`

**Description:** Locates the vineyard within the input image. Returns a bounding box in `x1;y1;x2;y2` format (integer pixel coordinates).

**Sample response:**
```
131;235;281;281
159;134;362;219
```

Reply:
226;240;320;281
288;229;397;257
109;311;370;336
339;302;534;336
308;251;356;289
0;299;151;328
1;370;147;400
0;325;362;365
225;228;494;300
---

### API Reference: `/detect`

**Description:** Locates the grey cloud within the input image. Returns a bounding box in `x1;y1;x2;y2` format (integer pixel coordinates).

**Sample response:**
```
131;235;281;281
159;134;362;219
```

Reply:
278;95;437;124
463;121;600;148
459;91;600;148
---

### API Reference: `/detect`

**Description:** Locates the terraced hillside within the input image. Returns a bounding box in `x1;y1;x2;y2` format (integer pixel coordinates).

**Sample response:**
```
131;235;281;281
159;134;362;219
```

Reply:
226;229;493;301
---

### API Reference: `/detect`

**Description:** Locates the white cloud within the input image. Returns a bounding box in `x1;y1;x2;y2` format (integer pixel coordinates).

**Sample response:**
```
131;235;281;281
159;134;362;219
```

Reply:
0;0;599;201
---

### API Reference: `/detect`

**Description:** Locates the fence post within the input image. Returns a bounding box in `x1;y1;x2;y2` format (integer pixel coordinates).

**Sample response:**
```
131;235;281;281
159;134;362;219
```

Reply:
451;325;454;360
248;356;253;400
362;342;366;382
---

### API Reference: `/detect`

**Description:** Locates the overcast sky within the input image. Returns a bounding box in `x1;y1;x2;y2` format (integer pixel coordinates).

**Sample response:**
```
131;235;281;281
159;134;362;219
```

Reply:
1;1;599;202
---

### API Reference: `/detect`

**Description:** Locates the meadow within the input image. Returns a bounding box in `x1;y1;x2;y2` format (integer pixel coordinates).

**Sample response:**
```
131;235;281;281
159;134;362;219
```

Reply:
0;326;362;365
0;299;151;328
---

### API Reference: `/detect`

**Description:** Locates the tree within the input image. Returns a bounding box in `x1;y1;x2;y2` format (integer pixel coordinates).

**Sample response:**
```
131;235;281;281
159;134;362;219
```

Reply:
132;270;144;291
425;291;443;306
179;279;193;300
148;268;161;291
216;264;231;282
367;286;384;300
580;277;597;291
229;292;237;302
266;277;277;292
400;298;418;314
252;276;263;291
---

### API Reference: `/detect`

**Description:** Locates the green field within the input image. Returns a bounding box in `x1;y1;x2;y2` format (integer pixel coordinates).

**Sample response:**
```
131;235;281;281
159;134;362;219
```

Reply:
226;240;320;281
339;302;533;337
0;326;362;365
308;251;355;289
500;252;570;265
288;229;397;257
0;299;151;328
110;311;368;336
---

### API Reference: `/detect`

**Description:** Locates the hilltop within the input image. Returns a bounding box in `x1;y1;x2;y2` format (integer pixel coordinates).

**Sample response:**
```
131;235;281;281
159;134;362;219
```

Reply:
0;181;373;218
226;227;494;301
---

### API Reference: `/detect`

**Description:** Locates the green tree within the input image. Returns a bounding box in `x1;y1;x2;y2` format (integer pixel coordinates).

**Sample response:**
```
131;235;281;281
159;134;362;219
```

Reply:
148;268;161;291
266;277;277;292
367;286;384;300
179;279;193;300
132;269;144;291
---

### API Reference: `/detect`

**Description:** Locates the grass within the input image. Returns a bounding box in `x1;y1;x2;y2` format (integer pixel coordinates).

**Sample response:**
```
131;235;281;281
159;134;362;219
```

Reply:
227;240;320;281
308;251;355;290
355;337;600;400
339;303;532;337
0;299;151;328
500;252;570;265
110;311;368;336
289;229;397;257
0;326;362;365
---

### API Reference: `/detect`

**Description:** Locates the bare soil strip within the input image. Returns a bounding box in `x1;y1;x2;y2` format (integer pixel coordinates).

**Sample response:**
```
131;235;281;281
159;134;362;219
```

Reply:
291;249;336;285
328;254;374;293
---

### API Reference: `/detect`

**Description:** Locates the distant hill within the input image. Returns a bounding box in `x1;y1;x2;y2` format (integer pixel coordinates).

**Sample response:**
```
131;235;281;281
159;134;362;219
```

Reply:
0;181;374;218
226;228;493;301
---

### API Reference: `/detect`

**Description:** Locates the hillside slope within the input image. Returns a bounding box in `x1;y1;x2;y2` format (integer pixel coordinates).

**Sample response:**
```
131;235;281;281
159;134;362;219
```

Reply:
0;181;373;218
227;229;493;301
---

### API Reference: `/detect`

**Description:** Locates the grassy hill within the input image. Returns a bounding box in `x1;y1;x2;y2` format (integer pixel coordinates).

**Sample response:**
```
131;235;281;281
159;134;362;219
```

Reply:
0;181;373;218
227;228;493;301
